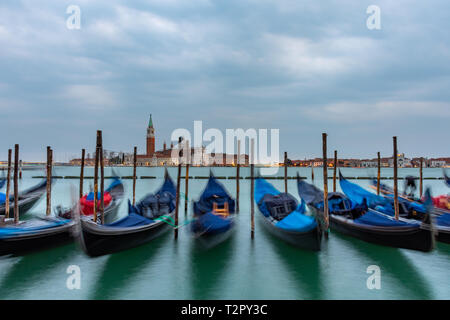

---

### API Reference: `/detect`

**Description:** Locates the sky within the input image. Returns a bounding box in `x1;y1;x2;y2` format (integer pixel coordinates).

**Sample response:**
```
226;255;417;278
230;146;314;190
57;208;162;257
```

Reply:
0;0;449;162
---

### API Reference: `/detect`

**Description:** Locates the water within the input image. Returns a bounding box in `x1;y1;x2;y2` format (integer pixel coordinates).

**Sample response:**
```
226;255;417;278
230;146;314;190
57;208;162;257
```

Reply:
0;167;449;300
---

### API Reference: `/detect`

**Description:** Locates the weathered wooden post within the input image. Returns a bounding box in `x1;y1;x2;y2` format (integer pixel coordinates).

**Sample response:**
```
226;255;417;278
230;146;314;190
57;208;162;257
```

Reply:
80;149;85;199
377;152;381;195
184;140;190;216
393;136;399;220
133;146;137;206
19;160;22;179
99;131;105;225
419;157;423;198
5;149;11;219
311;164;315;183
93;131;101;223
284;152;288;193
236;140;240;213
46;147;53;216
250;138;255;239
322;133;329;237
13;144;19;223
333;150;337;192
46;146;52;216
174;137;183;239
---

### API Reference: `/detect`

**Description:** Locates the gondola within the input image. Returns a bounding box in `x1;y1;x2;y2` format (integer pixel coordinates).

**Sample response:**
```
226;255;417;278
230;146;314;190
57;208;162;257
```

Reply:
0;216;75;256
256;176;322;251
57;176;124;224
78;170;176;257
0;179;48;218
343;173;450;244
297;175;434;252
369;178;450;215
191;173;236;248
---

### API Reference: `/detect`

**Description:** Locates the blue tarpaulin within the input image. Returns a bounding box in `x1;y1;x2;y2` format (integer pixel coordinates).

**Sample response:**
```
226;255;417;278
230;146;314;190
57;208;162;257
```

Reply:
437;213;450;227
354;210;416;227
275;210;317;232
86;192;102;201
339;173;388;208
106;212;154;228
194;174;235;215
0;219;70;239
191;212;232;235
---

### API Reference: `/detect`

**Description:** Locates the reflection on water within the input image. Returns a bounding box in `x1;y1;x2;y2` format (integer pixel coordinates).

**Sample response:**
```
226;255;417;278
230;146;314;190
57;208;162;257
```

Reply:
333;232;433;299
89;232;170;300
188;236;235;300
0;243;77;299
263;228;323;299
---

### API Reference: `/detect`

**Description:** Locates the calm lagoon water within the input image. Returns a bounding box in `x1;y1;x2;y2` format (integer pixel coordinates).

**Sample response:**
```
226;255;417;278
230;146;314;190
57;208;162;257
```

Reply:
0;166;449;300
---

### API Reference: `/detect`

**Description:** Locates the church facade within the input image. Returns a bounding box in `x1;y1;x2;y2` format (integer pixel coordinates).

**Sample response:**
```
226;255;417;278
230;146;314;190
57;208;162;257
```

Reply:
135;115;248;167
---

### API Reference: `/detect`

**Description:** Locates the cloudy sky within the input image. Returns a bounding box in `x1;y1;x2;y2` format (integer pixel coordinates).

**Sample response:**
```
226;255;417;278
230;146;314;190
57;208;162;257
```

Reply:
0;0;449;161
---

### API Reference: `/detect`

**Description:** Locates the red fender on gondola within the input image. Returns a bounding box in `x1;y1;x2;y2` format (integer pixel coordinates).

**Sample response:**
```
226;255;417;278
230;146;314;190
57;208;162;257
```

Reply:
80;192;112;215
432;195;450;210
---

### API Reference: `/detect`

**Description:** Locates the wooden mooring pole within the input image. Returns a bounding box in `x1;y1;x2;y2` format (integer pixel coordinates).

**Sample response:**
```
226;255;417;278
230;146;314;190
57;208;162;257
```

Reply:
5;149;11;219
333;150;337;193
93;132;100;223
284;152;288;193
236;140;240;213
13;144;19;224
80;149;85;199
174;137;183;239
250;138;255;239
133;146;137;206
322;133;329;237
419;157;424;198
393;136;399;220
377;152;381;195
19;160;22;179
46;147;53;216
99;131;105;225
184;140;190;216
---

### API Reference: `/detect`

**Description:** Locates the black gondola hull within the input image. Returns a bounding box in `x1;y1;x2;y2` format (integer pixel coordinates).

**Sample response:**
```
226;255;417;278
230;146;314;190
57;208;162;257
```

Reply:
79;216;173;257
436;228;450;244
309;206;434;252
259;212;322;251
0;223;74;256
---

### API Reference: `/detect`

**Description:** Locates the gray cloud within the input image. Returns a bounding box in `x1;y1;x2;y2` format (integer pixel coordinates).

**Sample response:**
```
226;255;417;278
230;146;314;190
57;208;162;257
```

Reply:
0;0;449;161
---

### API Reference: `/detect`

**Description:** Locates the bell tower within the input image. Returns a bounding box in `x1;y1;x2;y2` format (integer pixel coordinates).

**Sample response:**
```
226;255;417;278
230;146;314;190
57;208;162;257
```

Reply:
146;114;155;156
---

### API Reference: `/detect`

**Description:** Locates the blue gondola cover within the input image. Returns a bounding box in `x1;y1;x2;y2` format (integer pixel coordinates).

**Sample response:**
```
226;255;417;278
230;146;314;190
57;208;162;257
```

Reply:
191;212;232;235
436;213;450;227
106;212;154;228
339;175;387;208
354;210;416;227
275;210;317;232
194;175;235;216
0;219;70;239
